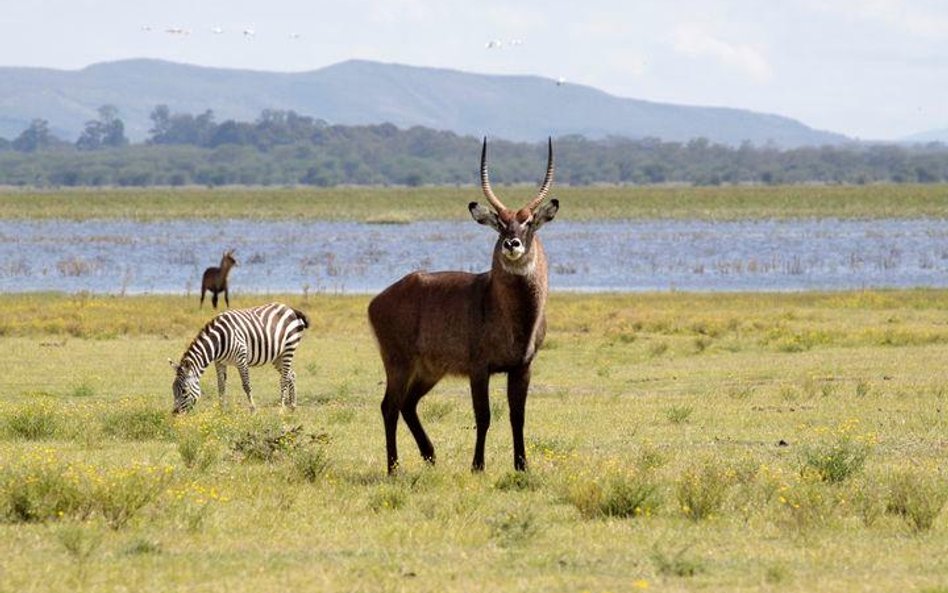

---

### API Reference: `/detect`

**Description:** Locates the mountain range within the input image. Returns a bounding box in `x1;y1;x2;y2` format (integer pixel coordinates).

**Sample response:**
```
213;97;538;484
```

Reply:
902;128;948;144
0;58;851;147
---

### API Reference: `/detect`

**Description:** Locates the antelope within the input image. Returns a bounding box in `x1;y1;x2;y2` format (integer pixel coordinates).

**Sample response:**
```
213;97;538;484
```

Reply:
201;249;237;309
368;137;559;474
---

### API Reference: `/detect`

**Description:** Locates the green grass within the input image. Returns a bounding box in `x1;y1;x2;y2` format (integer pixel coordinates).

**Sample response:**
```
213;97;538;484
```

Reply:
0;291;947;592
1;184;948;221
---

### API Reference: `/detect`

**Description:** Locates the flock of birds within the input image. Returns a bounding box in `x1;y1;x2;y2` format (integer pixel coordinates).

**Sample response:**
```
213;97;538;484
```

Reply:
139;27;567;86
140;25;289;39
143;26;524;50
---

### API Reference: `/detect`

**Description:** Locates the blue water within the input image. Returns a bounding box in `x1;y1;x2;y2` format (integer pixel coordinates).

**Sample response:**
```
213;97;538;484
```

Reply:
1;218;947;294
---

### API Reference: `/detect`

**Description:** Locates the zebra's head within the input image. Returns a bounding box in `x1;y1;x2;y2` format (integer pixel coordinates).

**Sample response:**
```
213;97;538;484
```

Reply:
169;359;201;414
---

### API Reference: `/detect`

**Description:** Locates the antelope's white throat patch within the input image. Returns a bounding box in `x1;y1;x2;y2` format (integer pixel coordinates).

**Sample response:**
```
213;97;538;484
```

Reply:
500;250;535;276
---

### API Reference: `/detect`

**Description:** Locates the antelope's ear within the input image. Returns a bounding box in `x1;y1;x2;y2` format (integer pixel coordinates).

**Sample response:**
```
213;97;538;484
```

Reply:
469;202;502;231
532;198;559;230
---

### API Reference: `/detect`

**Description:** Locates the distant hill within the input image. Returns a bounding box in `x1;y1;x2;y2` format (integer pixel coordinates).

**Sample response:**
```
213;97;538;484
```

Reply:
0;58;849;147
902;128;948;144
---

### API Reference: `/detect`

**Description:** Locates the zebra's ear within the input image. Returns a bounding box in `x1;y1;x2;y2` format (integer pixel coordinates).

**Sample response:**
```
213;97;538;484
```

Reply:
168;358;179;371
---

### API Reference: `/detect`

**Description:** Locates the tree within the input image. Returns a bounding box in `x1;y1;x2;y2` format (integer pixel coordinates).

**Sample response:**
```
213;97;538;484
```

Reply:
99;105;128;148
148;105;172;141
77;105;129;150
148;105;216;146
12;119;55;152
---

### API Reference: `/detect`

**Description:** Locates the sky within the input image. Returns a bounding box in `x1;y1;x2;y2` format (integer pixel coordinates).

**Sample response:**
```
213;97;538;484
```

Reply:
2;0;947;141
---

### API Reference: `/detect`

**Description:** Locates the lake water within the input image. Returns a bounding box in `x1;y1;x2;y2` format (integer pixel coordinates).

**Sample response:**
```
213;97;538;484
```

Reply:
1;218;947;294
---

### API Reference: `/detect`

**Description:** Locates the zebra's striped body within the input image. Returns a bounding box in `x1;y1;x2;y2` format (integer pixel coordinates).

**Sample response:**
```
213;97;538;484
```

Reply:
171;302;310;413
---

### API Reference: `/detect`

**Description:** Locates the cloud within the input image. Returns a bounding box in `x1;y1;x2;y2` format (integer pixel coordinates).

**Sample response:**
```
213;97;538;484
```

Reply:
672;23;773;82
810;0;948;37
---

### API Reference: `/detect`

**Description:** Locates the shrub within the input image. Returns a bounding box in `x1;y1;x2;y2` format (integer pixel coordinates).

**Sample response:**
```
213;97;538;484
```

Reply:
801;436;870;483
4;401;60;440
677;459;733;521
636;445;668;471
0;458;84;522
665;405;694;424
123;538;162;556
369;484;407;512
0;458;172;529
58;522;103;561
231;425;329;470
70;383;95;398
649;341;669;357
231;424;328;463
886;470;947;533
102;405;174;441
848;477;887;527
495;471;542;492
289;446;330;483
775;476;836;534
652;544;705;577
487;506;538;547
176;428;219;471
87;464;174;529
567;469;660;519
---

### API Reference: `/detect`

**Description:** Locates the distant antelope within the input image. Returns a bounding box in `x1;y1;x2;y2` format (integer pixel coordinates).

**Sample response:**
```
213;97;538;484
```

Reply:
368;137;559;474
170;302;310;413
201;249;237;309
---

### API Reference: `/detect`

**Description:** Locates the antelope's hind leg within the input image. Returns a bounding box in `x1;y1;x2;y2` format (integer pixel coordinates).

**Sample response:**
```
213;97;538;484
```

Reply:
401;377;439;465
380;367;411;475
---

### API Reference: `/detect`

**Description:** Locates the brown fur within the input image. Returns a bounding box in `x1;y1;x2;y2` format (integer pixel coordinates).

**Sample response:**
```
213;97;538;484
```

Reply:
200;250;237;309
368;139;559;474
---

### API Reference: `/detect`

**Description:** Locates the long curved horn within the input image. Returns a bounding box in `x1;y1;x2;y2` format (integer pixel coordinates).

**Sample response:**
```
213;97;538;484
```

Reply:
525;137;554;212
480;137;507;212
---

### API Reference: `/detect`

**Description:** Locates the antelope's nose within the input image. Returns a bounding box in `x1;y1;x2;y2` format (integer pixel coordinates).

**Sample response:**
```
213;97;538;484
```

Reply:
503;238;522;251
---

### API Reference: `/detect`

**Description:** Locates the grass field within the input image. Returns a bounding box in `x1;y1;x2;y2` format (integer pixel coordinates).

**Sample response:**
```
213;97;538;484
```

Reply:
0;291;946;592
2;183;948;221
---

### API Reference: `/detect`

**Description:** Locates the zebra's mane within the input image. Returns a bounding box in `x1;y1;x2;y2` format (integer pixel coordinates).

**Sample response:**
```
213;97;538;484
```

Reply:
180;314;224;370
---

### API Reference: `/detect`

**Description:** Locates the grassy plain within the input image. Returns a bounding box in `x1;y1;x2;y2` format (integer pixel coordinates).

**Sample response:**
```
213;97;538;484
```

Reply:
1;183;948;221
0;291;946;592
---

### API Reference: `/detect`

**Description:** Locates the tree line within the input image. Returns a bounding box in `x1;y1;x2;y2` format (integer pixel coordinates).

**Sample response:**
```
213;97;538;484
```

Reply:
1;105;947;187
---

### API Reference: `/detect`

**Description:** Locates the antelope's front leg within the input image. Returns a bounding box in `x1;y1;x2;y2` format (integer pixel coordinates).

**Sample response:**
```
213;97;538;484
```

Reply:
470;371;491;472
507;365;531;471
214;361;228;410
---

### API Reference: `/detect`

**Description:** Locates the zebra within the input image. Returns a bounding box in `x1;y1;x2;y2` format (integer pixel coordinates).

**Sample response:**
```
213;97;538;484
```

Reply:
169;302;310;414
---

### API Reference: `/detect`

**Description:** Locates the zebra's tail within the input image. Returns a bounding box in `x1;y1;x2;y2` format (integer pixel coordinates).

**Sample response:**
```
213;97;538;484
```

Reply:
293;308;311;329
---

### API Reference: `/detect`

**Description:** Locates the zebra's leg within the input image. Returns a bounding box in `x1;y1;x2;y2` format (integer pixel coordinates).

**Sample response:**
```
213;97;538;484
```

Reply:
274;360;288;408
237;358;255;412
275;359;296;410
215;361;228;410
286;368;297;410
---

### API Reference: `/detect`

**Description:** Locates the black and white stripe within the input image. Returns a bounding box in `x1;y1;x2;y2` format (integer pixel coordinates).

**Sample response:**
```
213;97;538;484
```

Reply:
171;302;310;413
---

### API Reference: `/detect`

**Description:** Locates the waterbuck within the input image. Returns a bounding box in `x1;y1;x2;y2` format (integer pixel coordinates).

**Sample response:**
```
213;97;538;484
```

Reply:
201;249;237;309
368;137;559;474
